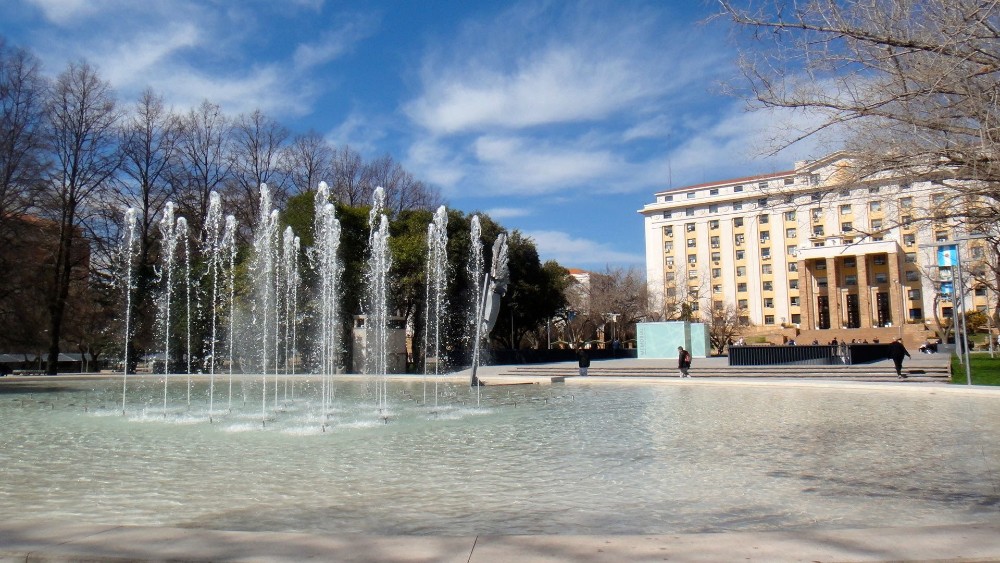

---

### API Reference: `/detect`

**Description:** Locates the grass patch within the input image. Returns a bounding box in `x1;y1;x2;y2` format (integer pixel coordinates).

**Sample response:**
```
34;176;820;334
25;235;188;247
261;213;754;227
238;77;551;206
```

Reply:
950;353;1000;385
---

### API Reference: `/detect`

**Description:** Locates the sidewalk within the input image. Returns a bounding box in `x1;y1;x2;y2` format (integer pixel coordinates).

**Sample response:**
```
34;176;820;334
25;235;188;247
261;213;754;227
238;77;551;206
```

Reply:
2;520;1000;562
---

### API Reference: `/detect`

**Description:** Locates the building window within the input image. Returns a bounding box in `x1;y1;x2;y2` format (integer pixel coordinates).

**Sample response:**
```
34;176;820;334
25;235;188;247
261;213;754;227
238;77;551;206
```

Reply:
664;241;673;251
758;197;768;207
734;217;744;227
811;192;821;202
905;270;919;282
908;288;921;300
714;300;724;310
711;251;721;262
709;219;719;230
687;238;696;248
665;256;674;267
663;194;673;202
789;279;799;289
758;181;768;190
686;208;694;217
688;269;699;279
713;284;722;294
762;281;773;291
787;245;797;255
869;201;882;212
709;204;719;213
760;231;770;242
736;250;745;260
761;247;771;259
712;268;722;278
791;313;801;323
902;215;912;227
975;286;987;296
845;274;857;286
760;214;770;224
873;255;886;265
817;277;828;287
734;185;744;193
909;308;922;321
687;192;696;199
689;301;700;312
813;225;825;237
733;202;743;211
788;262;798;272
935;231;948;242
790;296;800;306
905;253;917;263
664;226;673;237
710;236;720;248
786;228;797;238
784;210;796;221
735;234;745;245
869;186;880;194
932;194;945;205
875;273;888;283
972;246;985;259
737;282;747;292
843;257;856;268
764;298;774;308
785;177;795;186
665;272;675;281
738;299;748;308
840;204;852;214
736;266;747;277
900;197;912;209
870;219;883;231
710;188;719;196
761;264;773;274
686;223;696;232
688;254;697;264
903;234;916;246
841;222;853;232
811;208;822;220
816;260;827;270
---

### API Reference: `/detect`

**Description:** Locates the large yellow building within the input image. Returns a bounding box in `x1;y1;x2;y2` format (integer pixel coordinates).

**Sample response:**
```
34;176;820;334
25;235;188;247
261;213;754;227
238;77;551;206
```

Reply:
639;153;994;340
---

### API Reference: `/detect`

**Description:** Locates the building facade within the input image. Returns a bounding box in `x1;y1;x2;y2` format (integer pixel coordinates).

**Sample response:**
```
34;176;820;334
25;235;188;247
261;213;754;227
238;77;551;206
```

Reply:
639;153;995;337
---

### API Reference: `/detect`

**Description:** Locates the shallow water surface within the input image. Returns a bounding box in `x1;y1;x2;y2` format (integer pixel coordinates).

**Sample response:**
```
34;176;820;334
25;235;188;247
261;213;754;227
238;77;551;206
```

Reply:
0;377;997;535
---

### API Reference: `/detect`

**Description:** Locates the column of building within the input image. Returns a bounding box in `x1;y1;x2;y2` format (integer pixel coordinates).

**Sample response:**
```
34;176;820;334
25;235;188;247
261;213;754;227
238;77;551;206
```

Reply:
799;259;813;329
856;254;872;328
887;252;904;326
826;257;842;329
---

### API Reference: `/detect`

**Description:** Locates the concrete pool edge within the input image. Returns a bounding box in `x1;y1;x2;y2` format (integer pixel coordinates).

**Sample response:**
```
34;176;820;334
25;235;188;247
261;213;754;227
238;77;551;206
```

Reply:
1;521;999;562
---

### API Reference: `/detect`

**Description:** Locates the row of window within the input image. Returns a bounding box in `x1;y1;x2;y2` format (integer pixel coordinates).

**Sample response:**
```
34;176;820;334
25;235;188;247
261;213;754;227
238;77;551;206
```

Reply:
659;175;914;205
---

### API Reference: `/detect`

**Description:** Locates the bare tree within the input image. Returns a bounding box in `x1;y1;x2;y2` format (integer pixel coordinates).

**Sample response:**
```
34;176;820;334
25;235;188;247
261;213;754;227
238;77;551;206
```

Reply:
175;100;232;235
588;266;649;345
0;39;48;333
41;60;121;374
228;109;289;232
113;88;182;368
331;145;367;205
283;130;333;195
706;302;749;355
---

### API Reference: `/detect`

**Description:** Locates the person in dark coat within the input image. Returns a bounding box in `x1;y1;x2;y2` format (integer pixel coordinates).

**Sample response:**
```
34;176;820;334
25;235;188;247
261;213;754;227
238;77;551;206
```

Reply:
888;338;911;379
677;346;691;378
576;344;590;377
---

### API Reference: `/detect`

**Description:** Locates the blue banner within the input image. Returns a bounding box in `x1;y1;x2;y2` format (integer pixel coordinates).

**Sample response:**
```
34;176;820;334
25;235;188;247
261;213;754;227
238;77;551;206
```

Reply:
940;281;953;296
937;245;958;267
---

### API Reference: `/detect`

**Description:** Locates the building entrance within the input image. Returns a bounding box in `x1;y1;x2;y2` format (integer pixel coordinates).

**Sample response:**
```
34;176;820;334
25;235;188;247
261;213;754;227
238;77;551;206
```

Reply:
846;294;860;328
876;292;891;327
817;296;830;329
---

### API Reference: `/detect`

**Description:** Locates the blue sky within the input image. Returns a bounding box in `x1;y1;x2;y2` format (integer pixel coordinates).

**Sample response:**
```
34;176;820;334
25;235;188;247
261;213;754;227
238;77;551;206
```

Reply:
2;0;828;270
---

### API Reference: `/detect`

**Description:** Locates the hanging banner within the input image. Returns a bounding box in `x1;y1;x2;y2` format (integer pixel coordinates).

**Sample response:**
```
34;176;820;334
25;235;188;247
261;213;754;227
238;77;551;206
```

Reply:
937;245;958;267
939;281;953;296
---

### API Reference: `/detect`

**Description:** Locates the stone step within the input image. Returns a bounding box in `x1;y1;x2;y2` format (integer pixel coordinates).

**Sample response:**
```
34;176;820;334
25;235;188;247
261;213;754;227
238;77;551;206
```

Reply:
499;365;950;380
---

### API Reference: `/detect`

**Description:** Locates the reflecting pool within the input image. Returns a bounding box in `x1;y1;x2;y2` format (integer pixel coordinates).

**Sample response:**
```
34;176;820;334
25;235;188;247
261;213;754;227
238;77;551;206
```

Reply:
0;378;997;535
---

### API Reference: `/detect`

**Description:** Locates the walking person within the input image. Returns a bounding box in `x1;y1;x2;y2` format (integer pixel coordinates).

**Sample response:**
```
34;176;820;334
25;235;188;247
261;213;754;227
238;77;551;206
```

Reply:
677;346;691;378
888;338;911;379
576;343;590;377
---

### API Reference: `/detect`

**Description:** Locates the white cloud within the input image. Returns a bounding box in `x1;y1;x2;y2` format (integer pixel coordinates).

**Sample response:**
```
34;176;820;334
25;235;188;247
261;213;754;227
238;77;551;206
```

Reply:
483;207;531;219
26;0;119;25
292;14;378;71
473;135;622;193
524;230;644;267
